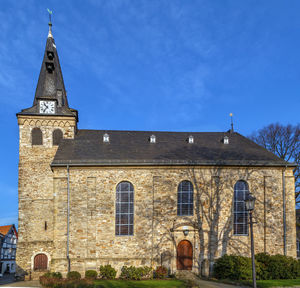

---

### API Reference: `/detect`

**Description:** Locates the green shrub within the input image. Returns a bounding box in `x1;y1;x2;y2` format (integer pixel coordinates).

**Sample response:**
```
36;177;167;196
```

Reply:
140;266;152;279
67;271;81;280
51;272;63;279
213;254;257;280
40;278;93;288
120;265;151;280
255;253;299;279
41;272;62;279
120;266;138;280
42;272;52;278
84;270;97;279
154;266;168;279
213;255;235;280
255;253;272;280
99;264;117;280
40;275;57;287
40;272;63;287
214;253;300;281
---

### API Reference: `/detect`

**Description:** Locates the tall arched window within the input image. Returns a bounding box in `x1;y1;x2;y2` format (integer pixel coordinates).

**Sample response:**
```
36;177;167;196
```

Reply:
116;181;134;236
233;180;249;235
34;253;48;270
177;180;194;216
32;128;43;145
52;129;63;146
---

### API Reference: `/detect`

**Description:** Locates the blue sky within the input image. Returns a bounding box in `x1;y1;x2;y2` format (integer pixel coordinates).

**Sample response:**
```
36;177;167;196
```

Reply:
0;0;299;227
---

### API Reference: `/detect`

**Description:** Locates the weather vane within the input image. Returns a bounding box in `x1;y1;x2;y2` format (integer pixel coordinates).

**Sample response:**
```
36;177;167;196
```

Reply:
47;9;53;38
47;8;53;24
230;113;234;132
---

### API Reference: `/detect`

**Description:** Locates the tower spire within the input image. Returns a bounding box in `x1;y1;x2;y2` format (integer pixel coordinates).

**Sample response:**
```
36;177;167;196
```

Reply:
47;9;53;38
230;113;234;133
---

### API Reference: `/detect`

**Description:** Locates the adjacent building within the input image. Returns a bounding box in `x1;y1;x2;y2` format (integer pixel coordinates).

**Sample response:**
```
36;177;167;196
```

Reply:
0;225;18;275
16;23;297;279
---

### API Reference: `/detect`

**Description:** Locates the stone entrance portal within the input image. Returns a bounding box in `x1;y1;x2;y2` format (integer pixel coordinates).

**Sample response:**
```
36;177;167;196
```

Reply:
176;240;193;270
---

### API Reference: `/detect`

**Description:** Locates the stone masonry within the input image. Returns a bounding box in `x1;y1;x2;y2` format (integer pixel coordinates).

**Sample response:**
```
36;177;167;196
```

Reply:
16;121;296;277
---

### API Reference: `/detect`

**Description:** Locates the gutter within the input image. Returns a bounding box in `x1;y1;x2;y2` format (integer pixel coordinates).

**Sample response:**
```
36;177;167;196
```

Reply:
50;161;297;168
67;165;70;272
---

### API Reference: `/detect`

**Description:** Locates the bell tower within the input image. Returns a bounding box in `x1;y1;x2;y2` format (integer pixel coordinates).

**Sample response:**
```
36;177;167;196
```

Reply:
16;20;77;277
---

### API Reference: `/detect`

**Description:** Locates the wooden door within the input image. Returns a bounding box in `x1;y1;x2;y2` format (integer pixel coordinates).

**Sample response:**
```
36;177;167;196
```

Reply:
177;240;193;270
34;254;48;270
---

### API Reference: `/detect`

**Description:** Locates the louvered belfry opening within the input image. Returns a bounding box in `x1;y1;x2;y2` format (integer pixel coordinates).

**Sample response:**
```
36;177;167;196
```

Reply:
34;254;48;270
32;128;43;145
53;129;63;146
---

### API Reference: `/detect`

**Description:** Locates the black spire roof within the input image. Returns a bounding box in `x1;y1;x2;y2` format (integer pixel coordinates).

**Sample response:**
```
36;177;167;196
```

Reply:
17;24;77;119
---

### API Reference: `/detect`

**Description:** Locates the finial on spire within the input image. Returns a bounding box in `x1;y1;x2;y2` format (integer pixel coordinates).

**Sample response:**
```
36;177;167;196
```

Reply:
229;113;234;132
47;8;53;38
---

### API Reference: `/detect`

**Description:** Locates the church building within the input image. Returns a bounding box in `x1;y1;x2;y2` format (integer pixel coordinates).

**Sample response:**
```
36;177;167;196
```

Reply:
16;23;296;279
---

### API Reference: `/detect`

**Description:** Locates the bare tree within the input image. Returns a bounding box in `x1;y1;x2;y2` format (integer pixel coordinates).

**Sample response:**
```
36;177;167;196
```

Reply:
188;166;253;276
145;166;254;277
249;123;300;203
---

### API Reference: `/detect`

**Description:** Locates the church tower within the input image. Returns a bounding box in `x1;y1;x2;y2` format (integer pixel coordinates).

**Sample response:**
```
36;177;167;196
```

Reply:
16;22;77;277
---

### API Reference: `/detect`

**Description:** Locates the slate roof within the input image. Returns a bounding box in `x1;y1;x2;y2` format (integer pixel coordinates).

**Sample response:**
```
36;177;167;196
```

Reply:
17;27;77;119
52;129;293;167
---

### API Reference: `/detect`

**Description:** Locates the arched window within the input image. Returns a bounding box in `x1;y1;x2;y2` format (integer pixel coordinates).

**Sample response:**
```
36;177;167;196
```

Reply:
52;129;63;146
177;180;194;216
116;181;134;236
34;253;48;270
32;128;43;145
233;180;249;235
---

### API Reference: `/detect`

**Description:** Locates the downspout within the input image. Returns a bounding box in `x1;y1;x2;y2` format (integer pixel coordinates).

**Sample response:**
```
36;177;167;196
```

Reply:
282;165;287;256
151;176;155;269
67;165;71;272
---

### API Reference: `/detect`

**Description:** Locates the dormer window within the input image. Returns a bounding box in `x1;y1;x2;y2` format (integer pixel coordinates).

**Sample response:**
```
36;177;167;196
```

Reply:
45;62;54;73
223;136;229;144
188;135;194;144
103;133;109;143
150;135;156;143
47;51;54;60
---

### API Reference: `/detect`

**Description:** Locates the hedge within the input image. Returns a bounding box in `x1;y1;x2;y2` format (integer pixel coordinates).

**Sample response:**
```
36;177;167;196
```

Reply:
213;253;300;280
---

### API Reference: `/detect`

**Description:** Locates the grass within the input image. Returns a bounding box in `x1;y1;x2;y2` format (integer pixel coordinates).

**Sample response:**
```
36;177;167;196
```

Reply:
94;279;187;288
255;279;300;287
216;278;300;288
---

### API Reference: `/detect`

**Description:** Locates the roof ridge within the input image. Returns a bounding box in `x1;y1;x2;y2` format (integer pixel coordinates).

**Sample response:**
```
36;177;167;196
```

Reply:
77;129;231;134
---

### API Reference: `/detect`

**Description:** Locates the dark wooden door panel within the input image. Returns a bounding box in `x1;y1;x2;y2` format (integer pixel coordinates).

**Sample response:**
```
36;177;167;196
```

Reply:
177;240;193;270
34;254;48;270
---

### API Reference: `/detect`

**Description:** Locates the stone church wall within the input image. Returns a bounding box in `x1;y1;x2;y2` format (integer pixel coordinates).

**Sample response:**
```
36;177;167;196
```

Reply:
16;115;76;277
16;115;296;277
43;166;294;276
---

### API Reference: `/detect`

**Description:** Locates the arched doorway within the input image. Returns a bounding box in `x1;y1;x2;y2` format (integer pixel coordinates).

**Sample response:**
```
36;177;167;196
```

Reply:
34;253;48;270
177;240;193;270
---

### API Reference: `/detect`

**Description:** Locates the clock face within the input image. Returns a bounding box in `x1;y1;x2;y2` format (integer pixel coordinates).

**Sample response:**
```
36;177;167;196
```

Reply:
40;101;55;114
